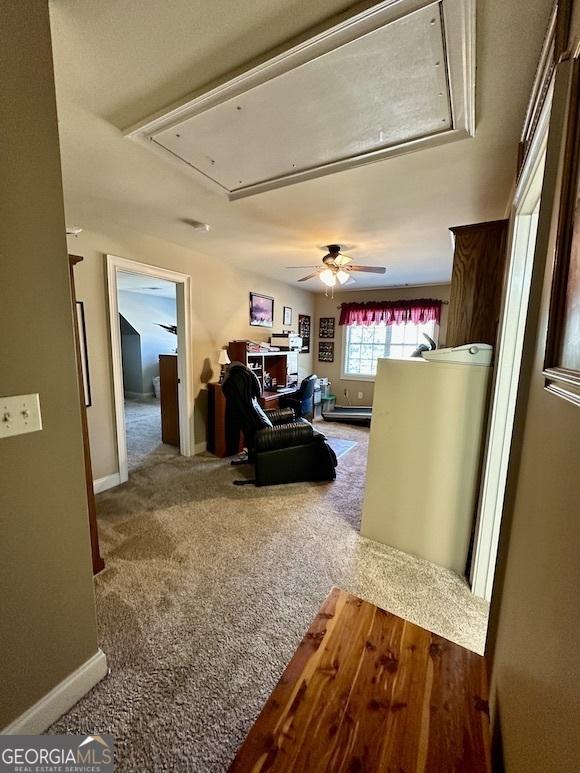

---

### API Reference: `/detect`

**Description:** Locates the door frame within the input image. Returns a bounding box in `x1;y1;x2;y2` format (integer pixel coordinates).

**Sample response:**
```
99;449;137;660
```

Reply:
106;254;193;483
470;86;552;600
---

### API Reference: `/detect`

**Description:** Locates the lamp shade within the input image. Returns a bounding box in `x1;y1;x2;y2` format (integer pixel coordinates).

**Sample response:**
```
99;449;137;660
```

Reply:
218;349;231;365
320;268;337;287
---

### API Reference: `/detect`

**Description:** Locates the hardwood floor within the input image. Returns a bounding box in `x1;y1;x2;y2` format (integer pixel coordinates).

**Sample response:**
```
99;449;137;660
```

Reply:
229;587;490;772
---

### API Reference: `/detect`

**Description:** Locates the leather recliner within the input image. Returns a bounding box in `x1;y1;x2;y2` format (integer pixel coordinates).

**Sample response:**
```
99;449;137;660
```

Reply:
221;363;337;486
278;373;317;420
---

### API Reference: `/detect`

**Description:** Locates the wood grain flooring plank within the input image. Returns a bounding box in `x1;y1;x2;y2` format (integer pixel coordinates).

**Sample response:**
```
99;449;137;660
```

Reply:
228;588;490;773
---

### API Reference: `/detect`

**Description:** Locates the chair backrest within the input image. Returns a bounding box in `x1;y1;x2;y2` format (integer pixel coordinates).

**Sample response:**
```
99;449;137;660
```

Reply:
298;374;317;401
222;363;272;447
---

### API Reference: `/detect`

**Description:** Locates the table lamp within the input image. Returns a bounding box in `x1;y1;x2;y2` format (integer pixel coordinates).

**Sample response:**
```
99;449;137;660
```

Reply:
218;349;231;383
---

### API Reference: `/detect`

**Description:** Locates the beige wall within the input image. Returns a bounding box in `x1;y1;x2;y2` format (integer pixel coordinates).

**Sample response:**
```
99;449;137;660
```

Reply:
313;285;450;404
487;45;580;772
67;225;315;479
0;1;100;728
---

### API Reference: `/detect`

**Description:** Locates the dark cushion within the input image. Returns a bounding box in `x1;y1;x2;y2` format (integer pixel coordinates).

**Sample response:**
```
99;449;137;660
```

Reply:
264;407;296;425
255;422;314;452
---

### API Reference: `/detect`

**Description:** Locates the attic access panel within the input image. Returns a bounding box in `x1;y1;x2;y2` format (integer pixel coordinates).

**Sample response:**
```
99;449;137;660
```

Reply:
127;0;474;200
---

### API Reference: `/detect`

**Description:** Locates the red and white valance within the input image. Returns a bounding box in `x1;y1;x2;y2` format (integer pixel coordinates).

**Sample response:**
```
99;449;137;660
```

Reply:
338;299;442;327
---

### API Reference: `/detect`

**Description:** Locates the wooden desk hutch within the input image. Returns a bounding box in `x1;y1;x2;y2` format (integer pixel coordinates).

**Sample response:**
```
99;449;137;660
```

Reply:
207;341;300;457
227;340;299;403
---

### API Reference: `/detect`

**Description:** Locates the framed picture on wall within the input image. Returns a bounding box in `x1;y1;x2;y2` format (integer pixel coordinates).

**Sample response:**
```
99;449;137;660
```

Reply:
544;58;580;406
298;313;311;353
249;292;274;328
319;317;335;338
318;341;334;362
283;306;293;326
75;301;92;407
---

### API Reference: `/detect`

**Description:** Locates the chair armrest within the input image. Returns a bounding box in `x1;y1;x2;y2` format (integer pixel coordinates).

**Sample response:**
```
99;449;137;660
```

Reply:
255;422;314;452
264;407;296;425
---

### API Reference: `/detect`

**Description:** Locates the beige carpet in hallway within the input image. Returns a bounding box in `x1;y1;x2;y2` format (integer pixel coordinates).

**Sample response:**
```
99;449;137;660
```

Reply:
51;421;488;771
124;397;178;472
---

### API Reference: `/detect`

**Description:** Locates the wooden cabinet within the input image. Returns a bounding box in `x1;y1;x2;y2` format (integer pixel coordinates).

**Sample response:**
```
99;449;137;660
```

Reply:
207;382;244;457
159;354;179;446
446;219;509;349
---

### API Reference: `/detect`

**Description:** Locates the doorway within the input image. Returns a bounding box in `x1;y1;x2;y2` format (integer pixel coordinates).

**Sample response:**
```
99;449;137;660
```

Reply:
470;93;551;601
107;255;193;483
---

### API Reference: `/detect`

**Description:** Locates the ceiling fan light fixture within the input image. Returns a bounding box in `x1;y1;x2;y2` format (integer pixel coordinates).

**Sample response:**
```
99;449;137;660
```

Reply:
320;268;336;287
336;269;350;285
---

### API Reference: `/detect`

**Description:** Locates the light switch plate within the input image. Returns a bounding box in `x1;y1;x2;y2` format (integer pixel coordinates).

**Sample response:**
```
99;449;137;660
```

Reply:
0;394;42;438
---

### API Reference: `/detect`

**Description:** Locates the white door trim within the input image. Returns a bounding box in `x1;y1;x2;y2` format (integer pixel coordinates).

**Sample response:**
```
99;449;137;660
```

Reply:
470;85;552;601
106;255;194;484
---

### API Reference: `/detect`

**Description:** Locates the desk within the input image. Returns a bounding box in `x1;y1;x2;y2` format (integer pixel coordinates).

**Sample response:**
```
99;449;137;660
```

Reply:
260;388;297;410
207;382;243;457
229;587;490;772
207;384;298;456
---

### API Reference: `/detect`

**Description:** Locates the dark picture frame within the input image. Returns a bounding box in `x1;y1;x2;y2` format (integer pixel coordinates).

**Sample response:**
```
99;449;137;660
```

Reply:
283;306;293;326
249;292;274;328
319;317;335;339
75;301;92;407
544;57;580;407
318;341;334;363
298;313;311;353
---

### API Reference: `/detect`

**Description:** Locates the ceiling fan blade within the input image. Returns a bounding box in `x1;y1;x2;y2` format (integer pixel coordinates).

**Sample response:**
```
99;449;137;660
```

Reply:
297;272;320;282
349;265;387;274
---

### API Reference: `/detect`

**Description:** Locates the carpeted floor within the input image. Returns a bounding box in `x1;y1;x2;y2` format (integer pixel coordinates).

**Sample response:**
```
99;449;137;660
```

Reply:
124;397;178;471
51;420;489;771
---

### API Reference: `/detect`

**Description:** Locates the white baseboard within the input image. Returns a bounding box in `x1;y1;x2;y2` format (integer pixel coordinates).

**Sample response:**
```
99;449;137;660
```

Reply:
1;649;108;735
194;441;207;454
93;473;121;494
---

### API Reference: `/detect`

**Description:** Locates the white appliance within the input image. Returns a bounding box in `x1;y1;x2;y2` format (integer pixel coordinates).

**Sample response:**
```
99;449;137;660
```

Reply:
360;346;492;575
421;342;492;366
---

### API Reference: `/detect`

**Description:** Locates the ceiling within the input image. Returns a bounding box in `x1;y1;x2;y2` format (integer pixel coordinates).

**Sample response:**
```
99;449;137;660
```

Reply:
137;2;459;199
117;271;176;299
49;0;553;291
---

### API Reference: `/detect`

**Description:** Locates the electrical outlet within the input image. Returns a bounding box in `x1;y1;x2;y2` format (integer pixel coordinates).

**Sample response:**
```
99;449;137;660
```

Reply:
358;391;363;400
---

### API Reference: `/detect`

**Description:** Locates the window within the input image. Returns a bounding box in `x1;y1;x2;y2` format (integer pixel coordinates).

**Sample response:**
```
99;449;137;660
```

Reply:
343;320;437;378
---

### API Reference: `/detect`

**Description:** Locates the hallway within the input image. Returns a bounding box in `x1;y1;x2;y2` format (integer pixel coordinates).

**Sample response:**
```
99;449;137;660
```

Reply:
124;397;178;472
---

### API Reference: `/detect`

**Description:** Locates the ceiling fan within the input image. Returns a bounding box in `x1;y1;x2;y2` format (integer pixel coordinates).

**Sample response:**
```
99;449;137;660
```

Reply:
286;245;387;288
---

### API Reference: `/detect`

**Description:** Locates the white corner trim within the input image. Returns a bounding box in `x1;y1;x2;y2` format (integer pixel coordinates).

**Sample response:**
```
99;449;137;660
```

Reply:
93;473;121;494
1;649;108;735
194;441;207;455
